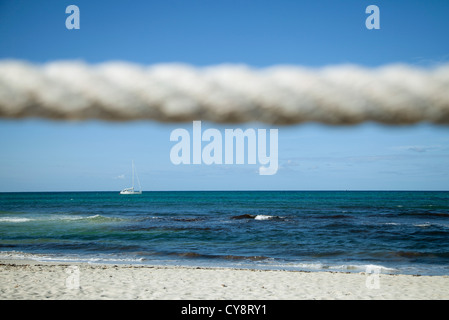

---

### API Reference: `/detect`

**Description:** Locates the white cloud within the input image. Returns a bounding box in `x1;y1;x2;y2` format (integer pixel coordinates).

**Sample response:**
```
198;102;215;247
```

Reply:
393;145;441;153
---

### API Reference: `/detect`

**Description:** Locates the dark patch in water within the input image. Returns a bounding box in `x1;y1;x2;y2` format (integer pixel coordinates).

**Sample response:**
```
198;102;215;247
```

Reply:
176;252;203;258
167;251;270;261
173;218;204;222
231;214;256;219
399;211;449;218
222;255;269;261
314;214;353;219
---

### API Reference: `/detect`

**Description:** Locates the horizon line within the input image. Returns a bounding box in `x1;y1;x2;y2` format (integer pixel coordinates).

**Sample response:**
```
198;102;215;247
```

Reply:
1;189;448;193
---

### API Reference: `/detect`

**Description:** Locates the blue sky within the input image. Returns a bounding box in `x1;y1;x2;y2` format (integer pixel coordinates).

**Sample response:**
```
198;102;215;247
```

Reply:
1;0;449;191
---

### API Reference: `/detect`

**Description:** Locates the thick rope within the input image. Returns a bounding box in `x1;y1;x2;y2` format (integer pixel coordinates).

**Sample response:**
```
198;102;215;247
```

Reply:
1;60;448;125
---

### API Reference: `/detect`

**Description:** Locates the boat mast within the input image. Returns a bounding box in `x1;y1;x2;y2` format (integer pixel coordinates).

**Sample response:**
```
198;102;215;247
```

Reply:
132;160;135;190
135;165;142;192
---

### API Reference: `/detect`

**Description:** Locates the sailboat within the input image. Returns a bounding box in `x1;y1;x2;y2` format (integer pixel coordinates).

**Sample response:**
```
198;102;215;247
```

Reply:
120;161;142;194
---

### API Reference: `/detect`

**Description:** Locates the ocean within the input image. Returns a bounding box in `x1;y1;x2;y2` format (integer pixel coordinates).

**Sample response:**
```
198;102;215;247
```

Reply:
1;191;449;276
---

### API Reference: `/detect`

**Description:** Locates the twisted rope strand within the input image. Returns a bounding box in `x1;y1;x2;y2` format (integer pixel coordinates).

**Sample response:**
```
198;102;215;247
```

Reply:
1;60;448;125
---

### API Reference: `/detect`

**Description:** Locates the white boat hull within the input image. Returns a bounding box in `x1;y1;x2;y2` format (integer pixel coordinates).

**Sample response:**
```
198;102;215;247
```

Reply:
120;187;142;195
120;190;142;195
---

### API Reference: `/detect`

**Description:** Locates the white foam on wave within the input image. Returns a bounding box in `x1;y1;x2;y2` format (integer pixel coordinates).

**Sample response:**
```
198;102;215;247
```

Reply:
414;223;432;228
36;255;145;264
0;250;47;260
254;215;274;220
50;214;120;222
0;217;32;223
55;214;101;221
251;259;400;274
343;264;398;273
87;214;102;219
0;214;119;224
61;214;104;220
0;250;145;265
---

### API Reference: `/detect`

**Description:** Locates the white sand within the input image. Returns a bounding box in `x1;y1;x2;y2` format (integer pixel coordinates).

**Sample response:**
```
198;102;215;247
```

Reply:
1;259;449;300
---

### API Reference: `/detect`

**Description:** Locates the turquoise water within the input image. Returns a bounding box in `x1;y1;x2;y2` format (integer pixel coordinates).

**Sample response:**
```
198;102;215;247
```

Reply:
1;191;449;275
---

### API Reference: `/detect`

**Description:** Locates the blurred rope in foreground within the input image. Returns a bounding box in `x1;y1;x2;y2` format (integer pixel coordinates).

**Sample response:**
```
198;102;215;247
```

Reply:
0;60;448;125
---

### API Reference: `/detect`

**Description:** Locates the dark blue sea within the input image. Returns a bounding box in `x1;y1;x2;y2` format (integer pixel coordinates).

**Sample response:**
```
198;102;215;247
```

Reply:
1;191;449;275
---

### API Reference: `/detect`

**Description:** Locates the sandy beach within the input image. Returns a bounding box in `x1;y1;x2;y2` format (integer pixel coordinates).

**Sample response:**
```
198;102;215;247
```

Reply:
1;259;448;300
